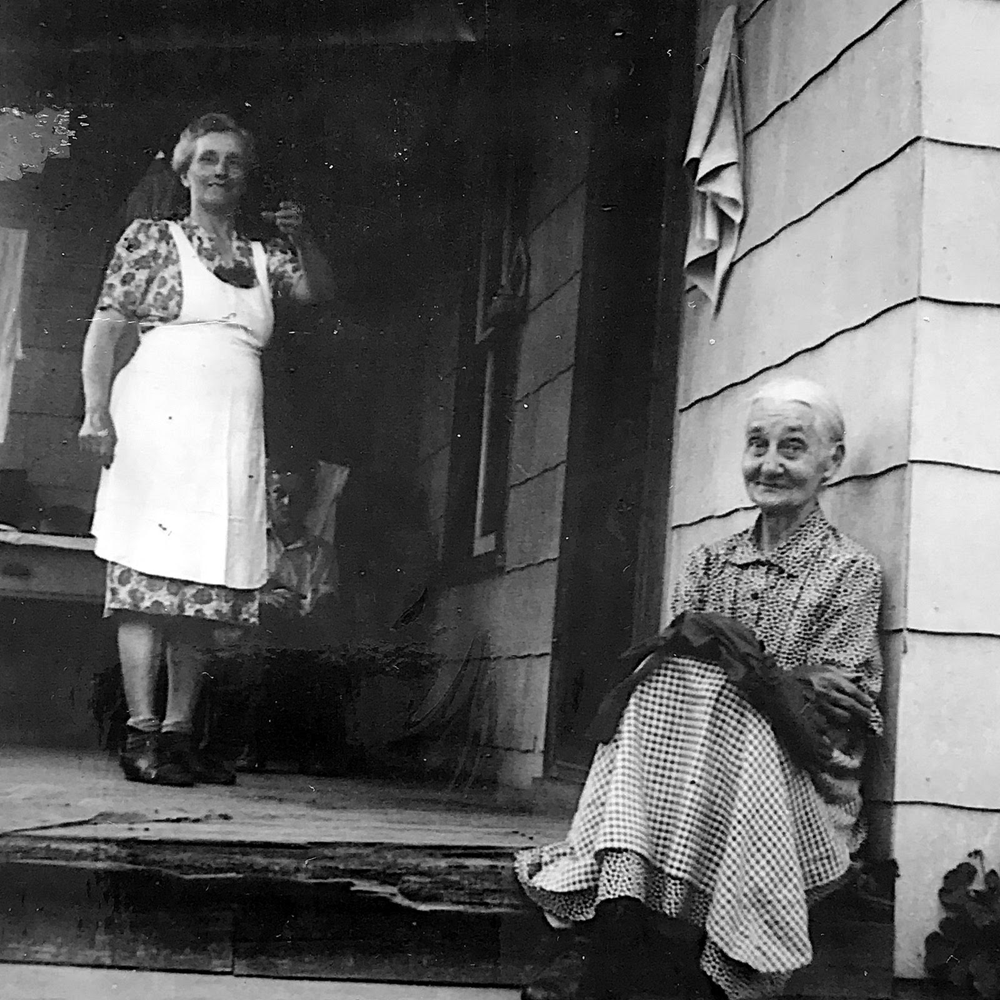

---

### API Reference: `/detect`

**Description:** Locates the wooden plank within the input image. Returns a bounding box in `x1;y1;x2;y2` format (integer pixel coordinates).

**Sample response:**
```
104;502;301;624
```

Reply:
0;964;521;1000
0;862;233;972
235;901;539;985
0;835;535;913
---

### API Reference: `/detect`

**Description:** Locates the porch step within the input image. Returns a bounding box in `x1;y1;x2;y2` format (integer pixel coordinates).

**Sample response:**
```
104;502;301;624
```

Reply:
0;860;545;987
0;858;892;996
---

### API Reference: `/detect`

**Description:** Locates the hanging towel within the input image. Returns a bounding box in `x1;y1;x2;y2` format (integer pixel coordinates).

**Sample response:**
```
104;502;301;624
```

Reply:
0;227;28;445
683;5;745;310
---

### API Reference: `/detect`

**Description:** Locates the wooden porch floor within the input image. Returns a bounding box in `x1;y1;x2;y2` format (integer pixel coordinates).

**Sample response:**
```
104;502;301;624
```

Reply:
0;747;569;912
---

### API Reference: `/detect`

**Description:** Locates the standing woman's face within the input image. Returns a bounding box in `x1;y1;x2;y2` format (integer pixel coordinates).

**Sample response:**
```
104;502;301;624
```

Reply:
180;131;249;212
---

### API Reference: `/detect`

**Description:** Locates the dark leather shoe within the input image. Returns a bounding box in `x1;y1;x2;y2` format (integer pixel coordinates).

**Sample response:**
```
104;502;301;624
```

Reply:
120;729;195;787
160;732;236;785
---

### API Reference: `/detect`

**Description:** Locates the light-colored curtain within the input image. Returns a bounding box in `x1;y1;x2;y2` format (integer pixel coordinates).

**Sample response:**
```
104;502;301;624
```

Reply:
0;227;28;445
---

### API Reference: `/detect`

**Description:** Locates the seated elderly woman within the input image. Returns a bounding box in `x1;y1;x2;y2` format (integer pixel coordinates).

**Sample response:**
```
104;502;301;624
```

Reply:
516;379;883;1000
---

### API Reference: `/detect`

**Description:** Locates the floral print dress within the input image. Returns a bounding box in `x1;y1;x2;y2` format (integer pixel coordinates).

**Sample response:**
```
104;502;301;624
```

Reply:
98;218;302;626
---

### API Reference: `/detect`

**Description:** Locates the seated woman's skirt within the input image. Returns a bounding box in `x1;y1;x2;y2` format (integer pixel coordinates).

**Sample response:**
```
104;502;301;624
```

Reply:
104;561;260;626
514;656;865;1000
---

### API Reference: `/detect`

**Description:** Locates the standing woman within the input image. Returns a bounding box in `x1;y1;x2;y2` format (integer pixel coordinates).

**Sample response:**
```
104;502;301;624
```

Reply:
79;112;336;786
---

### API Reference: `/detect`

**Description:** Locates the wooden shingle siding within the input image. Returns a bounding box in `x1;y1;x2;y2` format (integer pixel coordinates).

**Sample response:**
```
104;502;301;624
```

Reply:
504;466;565;570
739;0;912;131
921;143;1000;303
894;632;1000;807
678;144;923;407
922;0;1000;148
514;274;579;402
910;303;1000;472
739;1;921;252
906;464;1000;636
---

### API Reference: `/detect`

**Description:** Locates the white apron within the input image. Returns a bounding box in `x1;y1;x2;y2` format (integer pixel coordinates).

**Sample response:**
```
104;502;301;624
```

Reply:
92;222;274;590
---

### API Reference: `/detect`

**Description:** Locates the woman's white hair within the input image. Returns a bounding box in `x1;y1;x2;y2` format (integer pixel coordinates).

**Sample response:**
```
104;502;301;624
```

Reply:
748;378;845;446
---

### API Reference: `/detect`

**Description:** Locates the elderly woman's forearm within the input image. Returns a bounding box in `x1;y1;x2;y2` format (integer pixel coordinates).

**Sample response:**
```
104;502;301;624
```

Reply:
81;310;126;411
291;236;336;303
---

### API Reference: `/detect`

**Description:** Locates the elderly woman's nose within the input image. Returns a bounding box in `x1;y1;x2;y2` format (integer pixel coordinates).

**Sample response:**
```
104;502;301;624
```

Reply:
759;448;783;473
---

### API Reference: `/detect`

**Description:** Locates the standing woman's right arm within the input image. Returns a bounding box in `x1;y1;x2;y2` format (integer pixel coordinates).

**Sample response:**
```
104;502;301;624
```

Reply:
78;219;158;467
79;308;128;467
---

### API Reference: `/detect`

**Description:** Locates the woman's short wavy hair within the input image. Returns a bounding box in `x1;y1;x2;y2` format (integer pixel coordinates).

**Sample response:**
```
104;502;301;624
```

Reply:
171;112;255;176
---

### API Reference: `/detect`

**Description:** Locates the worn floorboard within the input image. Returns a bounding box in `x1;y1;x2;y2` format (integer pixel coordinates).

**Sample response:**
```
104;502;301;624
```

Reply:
0;963;519;1000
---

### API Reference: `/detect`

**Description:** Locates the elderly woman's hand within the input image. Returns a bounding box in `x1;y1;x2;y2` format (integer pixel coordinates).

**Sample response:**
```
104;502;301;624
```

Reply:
78;409;117;468
809;665;875;726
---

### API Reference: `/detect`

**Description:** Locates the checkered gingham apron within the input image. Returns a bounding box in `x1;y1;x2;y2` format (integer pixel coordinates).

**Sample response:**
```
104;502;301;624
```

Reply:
515;509;883;1000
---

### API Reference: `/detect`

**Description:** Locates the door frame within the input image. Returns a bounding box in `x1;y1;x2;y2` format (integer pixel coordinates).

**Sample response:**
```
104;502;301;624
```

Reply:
543;2;698;781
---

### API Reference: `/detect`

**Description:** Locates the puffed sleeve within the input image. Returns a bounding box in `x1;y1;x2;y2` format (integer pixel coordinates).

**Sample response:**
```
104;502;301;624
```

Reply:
669;545;712;618
96;219;169;321
264;238;304;299
807;553;884;730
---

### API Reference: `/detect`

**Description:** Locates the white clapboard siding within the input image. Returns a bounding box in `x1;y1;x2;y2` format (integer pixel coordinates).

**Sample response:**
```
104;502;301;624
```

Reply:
893;631;1000;809
740;0;912;131
921;142;1000;305
923;0;1000;148
678;143;923;408
740;0;920;252
906;463;1000;636
911;302;1000;474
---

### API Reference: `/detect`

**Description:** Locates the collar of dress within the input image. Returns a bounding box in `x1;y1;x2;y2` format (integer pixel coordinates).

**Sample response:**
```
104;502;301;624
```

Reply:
723;506;834;577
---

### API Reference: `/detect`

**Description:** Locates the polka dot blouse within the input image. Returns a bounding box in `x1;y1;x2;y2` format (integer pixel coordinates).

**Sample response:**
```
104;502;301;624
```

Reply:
670;506;884;734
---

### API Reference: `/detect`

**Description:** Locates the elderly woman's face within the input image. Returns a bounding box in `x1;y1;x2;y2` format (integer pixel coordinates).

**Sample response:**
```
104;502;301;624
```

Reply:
742;399;843;518
181;131;249;210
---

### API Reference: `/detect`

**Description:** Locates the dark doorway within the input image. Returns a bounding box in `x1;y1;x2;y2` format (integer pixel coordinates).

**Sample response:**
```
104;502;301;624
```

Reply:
545;7;697;777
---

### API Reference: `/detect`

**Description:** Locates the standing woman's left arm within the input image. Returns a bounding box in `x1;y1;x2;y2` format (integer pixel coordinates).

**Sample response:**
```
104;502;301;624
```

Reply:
266;200;336;304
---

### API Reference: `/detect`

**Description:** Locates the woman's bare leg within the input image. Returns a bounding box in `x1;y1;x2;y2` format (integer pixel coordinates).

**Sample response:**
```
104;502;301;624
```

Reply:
161;619;213;734
118;612;164;733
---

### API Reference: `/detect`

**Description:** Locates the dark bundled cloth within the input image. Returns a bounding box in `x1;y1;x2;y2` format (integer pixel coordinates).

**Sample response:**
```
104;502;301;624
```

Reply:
586;610;854;782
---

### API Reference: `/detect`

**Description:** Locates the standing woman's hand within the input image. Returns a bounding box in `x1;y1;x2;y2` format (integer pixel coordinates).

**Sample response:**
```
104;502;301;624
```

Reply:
263;201;310;243
78;409;117;468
